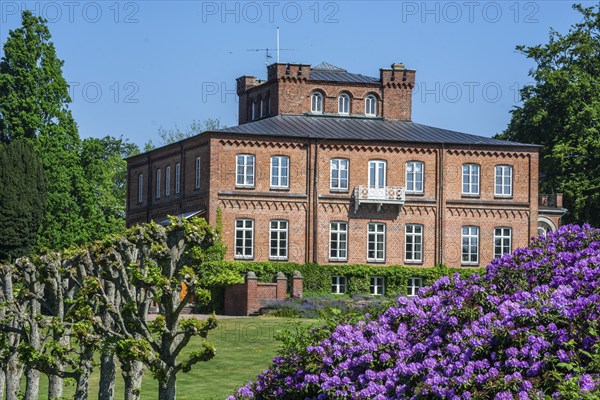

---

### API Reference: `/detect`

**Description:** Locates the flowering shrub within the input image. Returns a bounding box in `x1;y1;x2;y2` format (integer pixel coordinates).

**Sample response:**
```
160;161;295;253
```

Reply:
228;225;600;399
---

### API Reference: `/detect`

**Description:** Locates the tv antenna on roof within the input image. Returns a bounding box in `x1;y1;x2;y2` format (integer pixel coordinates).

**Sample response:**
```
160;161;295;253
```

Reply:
247;27;293;65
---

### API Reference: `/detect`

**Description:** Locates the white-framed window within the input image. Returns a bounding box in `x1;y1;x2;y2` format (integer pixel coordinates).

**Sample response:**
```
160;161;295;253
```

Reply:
234;219;254;259
165;165;171;196
260;98;265;118
407;277;422;297
495;165;513;197
368;160;386;188
195;157;201;189
370;276;385;295
462;164;480;195
367;223;386;262
270;156;289;189
311;92;323;113
330;158;349;191
406;161;424;194
332;275;346;294
462;226;479;265
155;169;161;199
236;154;255;187
494;227;512;258
269;220;288;261
338;93;350;115
405;224;423;263
175;163;181;194
137;174;143;203
365;95;377;116
329;222;348;261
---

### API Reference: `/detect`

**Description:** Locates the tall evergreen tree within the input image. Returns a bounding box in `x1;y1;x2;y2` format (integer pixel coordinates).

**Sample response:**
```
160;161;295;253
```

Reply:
0;140;47;261
496;4;600;225
0;11;115;250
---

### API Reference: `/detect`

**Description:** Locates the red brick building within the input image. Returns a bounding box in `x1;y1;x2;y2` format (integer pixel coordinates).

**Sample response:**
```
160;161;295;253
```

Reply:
126;62;566;272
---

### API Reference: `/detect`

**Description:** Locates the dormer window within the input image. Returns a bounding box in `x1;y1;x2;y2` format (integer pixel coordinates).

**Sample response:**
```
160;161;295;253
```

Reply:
365;95;377;116
338;93;350;115
311;92;323;113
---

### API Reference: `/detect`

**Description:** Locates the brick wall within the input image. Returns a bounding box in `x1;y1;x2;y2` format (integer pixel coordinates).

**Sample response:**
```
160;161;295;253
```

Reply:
223;272;296;316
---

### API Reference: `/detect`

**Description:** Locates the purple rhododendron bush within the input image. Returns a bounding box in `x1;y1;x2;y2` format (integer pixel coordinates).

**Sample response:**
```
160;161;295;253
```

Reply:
229;225;600;399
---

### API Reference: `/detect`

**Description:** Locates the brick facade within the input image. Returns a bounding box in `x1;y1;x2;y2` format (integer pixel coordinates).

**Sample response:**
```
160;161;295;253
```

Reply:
126;61;566;270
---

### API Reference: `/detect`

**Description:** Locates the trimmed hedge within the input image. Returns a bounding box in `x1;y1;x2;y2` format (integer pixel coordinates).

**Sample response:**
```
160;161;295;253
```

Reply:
196;261;483;313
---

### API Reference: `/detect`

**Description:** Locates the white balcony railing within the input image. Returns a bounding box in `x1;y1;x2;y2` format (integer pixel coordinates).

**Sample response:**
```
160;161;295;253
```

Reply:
354;185;406;212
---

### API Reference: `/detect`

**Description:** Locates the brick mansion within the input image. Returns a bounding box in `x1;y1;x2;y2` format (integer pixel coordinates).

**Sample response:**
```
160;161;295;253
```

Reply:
125;61;566;268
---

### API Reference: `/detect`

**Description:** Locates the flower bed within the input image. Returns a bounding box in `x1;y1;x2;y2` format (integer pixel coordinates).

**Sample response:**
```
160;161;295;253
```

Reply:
229;225;600;399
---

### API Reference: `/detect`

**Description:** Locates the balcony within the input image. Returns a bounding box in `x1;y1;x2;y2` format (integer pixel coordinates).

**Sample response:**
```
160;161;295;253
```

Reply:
354;185;406;212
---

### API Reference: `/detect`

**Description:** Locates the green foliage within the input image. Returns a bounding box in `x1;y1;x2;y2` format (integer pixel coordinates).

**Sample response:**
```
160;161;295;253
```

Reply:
496;4;600;225
0;139;47;261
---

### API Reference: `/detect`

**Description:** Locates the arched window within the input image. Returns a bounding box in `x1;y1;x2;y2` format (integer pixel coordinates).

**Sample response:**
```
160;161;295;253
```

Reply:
311;92;323;113
365;95;377;116
338;93;350;115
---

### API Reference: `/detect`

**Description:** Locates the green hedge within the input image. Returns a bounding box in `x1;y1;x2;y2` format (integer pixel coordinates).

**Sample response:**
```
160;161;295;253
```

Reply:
196;261;484;313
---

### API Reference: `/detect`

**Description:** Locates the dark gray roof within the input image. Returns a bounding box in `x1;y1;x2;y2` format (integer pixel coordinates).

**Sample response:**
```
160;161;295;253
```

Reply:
215;115;536;148
310;62;380;84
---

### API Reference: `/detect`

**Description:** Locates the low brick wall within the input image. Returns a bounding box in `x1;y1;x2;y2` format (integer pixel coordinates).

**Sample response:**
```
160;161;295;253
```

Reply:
224;271;303;316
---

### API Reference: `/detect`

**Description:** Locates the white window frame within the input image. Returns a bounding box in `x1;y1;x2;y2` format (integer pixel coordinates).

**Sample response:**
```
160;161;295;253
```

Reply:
311;92;323;113
332;275;347;294
462;164;480;196
338;93;350;115
368;160;387;188
406;161;424;194
329;222;348;261
330;158;349;191
269;220;288;261
234;219;254;260
494;227;512;258
370;276;385;295
195;157;201;189
367;223;386;262
155;169;161;199
407;277;422;297
365;95;377;116
270;156;289;189
405;224;423;263
236;154;255;188
165;165;171;196
495;165;513;197
175;163;181;194
462;226;480;265
137;174;143;203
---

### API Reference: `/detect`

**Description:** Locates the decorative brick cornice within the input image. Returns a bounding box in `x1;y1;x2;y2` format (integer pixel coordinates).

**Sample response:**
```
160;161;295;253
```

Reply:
219;199;307;212
219;139;307;150
447;207;530;219
446;149;530;158
321;143;436;154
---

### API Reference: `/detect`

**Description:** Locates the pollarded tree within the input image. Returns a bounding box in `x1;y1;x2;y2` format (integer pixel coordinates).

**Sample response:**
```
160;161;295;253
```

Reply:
0;139;47;262
93;218;227;400
496;3;600;225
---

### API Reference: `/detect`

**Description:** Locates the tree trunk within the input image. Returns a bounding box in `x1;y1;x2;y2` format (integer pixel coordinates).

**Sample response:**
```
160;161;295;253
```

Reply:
73;347;94;400
158;373;177;400
98;353;116;400
0;368;5;400
122;360;144;400
5;352;22;400
48;374;63;400
24;366;40;400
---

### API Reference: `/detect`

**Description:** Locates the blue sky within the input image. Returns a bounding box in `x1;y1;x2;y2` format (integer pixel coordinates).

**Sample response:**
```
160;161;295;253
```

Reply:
0;1;592;147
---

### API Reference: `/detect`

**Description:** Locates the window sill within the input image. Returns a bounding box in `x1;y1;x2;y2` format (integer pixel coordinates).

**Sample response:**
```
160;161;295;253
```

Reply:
270;187;290;192
235;185;255;190
367;260;386;264
494;195;513;199
234;256;254;261
330;189;350;194
461;194;480;198
404;260;423;265
406;192;425;197
269;258;289;262
329;258;348;263
461;263;480;267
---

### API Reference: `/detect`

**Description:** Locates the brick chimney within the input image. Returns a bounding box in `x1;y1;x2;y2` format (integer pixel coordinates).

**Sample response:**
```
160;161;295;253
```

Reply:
380;63;416;121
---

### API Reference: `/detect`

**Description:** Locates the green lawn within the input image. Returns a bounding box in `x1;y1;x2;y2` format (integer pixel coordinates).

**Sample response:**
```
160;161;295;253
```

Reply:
30;316;314;400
